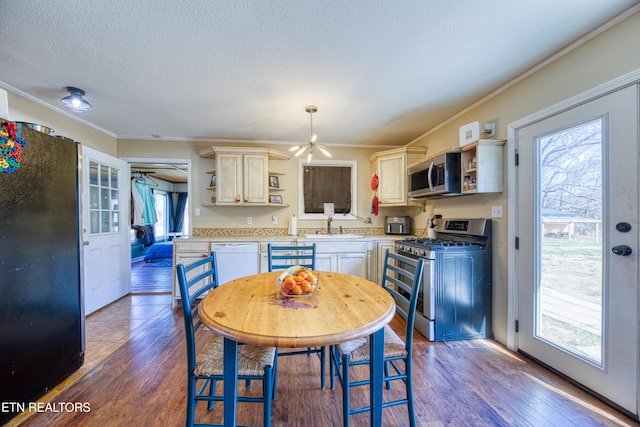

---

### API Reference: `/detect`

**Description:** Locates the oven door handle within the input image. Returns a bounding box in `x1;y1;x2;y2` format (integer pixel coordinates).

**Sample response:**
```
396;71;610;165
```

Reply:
427;161;435;192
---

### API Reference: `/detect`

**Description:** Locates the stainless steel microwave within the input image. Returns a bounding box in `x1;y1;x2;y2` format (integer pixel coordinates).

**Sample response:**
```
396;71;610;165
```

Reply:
408;151;461;197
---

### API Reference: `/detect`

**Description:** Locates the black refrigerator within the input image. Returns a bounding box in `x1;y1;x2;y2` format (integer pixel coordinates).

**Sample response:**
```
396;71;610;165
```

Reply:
0;121;84;424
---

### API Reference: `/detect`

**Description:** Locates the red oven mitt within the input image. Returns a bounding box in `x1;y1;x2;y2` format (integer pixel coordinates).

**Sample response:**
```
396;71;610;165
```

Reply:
371;174;379;190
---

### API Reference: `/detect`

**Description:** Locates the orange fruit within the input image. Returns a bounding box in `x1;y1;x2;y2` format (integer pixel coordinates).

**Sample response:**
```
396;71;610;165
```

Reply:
300;279;312;293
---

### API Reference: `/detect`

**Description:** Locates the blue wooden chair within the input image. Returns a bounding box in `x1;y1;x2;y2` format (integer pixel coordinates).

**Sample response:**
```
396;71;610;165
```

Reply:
267;243;326;392
176;252;277;427
329;249;425;427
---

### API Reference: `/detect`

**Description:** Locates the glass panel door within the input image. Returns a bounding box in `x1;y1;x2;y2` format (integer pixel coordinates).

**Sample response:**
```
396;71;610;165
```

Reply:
88;160;120;234
516;85;638;416
538;119;603;364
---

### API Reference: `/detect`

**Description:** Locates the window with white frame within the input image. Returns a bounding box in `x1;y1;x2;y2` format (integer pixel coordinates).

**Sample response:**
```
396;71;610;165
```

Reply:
298;159;357;220
153;191;168;240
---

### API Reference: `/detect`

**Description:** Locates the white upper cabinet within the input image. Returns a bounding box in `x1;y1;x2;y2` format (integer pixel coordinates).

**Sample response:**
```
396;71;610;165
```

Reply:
460;139;505;194
198;146;289;206
369;146;427;206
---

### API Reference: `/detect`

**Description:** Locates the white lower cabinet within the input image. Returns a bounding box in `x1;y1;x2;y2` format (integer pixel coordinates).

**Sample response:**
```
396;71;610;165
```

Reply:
259;241;295;272
313;241;370;278
375;241;395;284
172;240;211;308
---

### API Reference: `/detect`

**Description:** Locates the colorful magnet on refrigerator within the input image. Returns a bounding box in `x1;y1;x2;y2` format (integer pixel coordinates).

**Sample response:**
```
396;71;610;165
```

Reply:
0;122;27;174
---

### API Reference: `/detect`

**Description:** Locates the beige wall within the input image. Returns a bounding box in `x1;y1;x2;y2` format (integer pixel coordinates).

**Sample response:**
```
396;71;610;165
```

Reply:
6;92;117;154
117;139;415;232
409;11;640;344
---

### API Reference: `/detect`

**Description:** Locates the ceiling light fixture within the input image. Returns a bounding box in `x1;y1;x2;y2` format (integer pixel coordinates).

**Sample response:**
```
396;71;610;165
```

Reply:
60;86;92;112
289;105;332;163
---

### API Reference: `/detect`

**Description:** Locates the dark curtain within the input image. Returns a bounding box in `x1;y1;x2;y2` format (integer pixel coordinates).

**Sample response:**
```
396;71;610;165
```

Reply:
168;192;188;233
303;166;351;213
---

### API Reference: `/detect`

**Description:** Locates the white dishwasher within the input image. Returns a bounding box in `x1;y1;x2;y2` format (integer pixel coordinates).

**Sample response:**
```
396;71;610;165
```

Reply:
210;242;259;285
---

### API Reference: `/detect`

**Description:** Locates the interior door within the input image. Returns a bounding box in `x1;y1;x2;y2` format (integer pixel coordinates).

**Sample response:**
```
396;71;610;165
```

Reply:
516;85;638;417
82;147;130;315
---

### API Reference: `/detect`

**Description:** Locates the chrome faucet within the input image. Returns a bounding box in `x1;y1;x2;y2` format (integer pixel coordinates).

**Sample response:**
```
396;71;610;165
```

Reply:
327;215;333;234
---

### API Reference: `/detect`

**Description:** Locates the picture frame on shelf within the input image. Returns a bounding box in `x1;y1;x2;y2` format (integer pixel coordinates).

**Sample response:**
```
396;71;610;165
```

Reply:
210;175;216;187
269;195;282;204
269;175;279;188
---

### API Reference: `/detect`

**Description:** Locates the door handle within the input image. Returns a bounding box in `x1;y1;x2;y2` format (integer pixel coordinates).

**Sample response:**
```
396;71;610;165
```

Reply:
616;222;632;232
611;245;633;256
83;241;90;246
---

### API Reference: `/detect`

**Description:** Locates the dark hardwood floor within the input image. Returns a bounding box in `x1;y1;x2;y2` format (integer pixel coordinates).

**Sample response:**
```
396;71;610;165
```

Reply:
12;293;638;427
131;259;172;293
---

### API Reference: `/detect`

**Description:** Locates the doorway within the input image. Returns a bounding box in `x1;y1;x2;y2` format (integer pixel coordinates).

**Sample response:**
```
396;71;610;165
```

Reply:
125;158;191;294
513;84;639;418
82;147;131;314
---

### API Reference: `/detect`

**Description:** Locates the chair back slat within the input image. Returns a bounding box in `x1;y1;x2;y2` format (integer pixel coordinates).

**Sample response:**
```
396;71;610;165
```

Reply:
267;243;316;271
380;249;424;351
176;252;219;372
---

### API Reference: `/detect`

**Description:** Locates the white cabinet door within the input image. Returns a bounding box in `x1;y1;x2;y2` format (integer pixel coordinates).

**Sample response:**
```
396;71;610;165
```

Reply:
377;152;406;204
337;252;368;277
216;153;243;204
216;153;268;205
313;241;368;278
369;146;426;206
316;253;336;272
172;241;211;308
375;242;394;284
259;241;295;272
243;153;269;204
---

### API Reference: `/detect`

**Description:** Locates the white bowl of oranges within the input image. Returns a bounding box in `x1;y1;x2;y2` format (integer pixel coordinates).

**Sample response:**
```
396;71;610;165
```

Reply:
277;266;319;297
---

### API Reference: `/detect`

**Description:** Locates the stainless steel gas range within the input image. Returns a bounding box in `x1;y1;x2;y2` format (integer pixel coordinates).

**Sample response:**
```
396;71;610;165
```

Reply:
394;218;492;341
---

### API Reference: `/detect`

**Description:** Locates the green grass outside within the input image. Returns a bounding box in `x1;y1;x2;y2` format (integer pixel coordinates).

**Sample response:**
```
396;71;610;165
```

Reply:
540;237;602;359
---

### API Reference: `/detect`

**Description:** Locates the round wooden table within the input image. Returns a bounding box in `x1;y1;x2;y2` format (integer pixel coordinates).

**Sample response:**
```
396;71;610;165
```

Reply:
199;270;396;426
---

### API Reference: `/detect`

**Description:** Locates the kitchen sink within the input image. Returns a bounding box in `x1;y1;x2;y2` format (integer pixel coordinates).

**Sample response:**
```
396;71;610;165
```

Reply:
303;233;363;239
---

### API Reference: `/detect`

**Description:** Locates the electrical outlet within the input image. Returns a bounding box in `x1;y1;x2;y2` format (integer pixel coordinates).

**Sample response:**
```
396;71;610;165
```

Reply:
247;216;252;225
272;215;277;225
491;205;503;218
195;208;201;217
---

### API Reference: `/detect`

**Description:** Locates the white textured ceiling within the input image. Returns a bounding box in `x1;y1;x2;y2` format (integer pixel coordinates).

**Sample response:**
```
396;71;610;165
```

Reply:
0;0;637;148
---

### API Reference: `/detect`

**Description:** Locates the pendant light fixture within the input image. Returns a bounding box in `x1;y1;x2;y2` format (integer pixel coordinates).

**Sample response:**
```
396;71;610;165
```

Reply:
60;86;92;112
289;105;332;163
